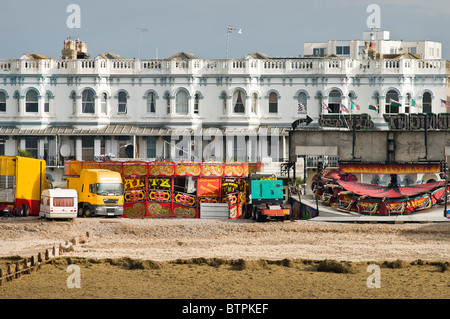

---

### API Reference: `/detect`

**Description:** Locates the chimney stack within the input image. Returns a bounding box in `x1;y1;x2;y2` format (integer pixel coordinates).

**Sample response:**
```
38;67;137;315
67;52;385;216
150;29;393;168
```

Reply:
61;37;90;59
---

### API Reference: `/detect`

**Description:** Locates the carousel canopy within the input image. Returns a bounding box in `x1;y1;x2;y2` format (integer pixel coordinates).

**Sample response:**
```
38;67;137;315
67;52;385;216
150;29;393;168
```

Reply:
337;180;445;199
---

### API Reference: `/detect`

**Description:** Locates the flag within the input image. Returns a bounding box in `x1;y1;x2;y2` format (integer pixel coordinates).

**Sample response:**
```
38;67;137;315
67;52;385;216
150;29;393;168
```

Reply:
418;102;422;109
340;103;349;113
369;104;378;111
411;99;416;107
441;99;450;108
390;99;401;107
322;102;331;112
350;101;360;111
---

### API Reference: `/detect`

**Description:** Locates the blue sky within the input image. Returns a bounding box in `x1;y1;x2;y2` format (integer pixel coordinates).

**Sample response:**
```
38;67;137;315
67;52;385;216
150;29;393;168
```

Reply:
1;0;449;60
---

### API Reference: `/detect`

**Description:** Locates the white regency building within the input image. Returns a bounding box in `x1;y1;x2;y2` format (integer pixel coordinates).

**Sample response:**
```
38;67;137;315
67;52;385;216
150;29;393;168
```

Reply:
0;30;448;182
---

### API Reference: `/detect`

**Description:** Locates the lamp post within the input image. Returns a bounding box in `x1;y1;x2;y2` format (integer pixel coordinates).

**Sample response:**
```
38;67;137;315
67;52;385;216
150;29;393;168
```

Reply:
136;28;148;59
226;25;242;59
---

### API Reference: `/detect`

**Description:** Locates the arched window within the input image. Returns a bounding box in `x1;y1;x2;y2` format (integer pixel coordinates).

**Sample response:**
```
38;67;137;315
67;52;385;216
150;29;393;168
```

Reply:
101;93;107;114
233;90;245;113
404;93;411;113
70;92;77;114
14;91;20;113
176;90;188;114
118;91;127;113
26;90;38;113
251;93;258;114
44;93;50;113
348;92;356;110
222;92;227;114
82;89;95;114
422;92;432;113
373;92;380;112
194;93;200;114
385;90;399;114
269;92;278;114
297;92;307;114
0;92;6;112
328;90;342;113
147;92;156;113
164;92;171;114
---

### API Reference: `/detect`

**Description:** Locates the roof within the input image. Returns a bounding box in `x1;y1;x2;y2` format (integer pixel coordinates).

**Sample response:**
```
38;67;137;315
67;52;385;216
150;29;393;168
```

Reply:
381;53;421;60
96;52;126;59
20;54;51;60
168;52;200;60
247;52;270;59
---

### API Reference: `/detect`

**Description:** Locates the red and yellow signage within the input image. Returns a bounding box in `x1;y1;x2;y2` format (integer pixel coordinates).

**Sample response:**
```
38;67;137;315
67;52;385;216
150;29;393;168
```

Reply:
65;160;259;219
340;162;441;174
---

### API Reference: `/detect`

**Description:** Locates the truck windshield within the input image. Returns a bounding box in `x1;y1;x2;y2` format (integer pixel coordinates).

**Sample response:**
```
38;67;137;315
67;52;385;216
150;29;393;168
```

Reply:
96;183;123;196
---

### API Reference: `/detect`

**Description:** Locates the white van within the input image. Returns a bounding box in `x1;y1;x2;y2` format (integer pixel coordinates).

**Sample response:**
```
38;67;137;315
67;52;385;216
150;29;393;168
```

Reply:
40;188;78;220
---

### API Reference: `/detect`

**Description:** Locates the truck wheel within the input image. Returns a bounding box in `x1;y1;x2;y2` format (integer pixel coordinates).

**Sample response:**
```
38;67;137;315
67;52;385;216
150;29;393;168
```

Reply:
256;209;262;222
78;207;83;217
83;207;92;217
20;205;30;217
251;207;256;220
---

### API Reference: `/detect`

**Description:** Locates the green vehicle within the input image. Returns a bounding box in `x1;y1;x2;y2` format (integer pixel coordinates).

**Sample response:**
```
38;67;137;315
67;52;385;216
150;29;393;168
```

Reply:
244;174;291;222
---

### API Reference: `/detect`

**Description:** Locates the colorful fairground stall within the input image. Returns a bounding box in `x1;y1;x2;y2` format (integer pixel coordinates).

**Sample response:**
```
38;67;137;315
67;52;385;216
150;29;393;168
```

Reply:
313;161;449;216
64;160;262;218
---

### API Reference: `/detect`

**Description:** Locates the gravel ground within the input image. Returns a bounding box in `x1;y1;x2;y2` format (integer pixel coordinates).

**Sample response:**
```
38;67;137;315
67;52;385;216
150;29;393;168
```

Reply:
0;216;449;262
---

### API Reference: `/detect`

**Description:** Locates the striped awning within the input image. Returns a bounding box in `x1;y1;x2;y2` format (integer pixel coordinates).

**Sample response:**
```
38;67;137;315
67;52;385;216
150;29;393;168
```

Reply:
0;125;290;137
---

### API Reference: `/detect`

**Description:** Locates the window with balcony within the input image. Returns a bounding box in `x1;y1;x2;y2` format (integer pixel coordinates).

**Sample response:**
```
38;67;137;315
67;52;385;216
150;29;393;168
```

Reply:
82;89;95;114
176;90;188;114
118;91;127;114
0;92;6;112
25;90;39;113
233;90;245;113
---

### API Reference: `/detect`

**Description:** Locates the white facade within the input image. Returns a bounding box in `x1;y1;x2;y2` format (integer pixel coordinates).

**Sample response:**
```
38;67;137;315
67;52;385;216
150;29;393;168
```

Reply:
304;30;443;60
0;38;448;182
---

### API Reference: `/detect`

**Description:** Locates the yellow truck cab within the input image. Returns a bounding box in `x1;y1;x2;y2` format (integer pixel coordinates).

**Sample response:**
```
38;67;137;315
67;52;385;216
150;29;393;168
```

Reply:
66;169;124;217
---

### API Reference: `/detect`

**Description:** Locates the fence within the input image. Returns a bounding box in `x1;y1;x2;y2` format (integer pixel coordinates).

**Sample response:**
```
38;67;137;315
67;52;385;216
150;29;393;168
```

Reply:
0;232;89;286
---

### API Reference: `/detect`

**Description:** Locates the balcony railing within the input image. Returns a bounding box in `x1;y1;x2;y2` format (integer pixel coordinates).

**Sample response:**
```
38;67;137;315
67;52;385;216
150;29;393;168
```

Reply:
0;57;445;77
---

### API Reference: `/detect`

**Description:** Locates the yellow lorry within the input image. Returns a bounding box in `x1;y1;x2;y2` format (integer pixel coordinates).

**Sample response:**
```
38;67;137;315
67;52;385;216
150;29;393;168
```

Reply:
0;156;52;216
66;169;124;217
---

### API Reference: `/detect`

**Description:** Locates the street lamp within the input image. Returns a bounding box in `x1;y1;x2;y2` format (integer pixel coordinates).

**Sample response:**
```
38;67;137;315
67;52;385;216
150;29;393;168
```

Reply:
226;25;242;59
136;28;149;59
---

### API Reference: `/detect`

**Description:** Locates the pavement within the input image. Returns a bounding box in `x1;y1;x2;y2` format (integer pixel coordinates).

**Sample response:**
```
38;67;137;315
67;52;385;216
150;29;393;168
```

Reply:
295;194;450;223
